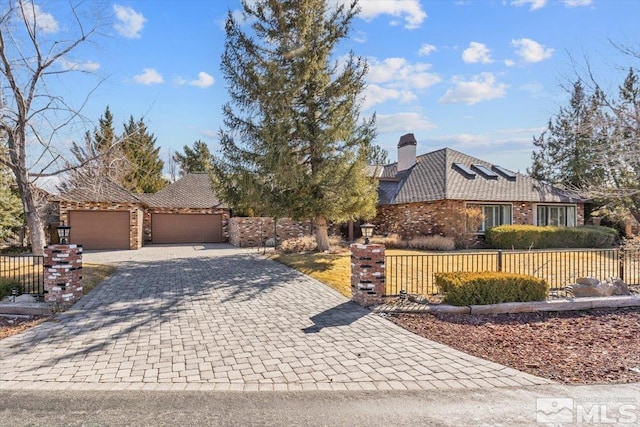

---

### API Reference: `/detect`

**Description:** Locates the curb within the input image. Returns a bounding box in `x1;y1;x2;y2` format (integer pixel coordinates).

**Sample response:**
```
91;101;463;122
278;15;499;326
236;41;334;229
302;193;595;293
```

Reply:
0;302;54;316
373;295;640;315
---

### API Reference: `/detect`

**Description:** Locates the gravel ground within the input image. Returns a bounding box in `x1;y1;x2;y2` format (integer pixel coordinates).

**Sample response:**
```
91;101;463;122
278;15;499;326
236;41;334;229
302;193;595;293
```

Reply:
388;307;640;384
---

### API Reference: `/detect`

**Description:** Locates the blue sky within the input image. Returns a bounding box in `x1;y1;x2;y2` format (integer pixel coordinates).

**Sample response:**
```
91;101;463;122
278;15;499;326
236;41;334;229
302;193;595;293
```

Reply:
29;0;640;175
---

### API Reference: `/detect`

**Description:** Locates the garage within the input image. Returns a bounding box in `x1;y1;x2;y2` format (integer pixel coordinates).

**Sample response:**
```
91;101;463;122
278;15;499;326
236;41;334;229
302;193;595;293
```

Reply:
151;213;223;244
69;211;130;250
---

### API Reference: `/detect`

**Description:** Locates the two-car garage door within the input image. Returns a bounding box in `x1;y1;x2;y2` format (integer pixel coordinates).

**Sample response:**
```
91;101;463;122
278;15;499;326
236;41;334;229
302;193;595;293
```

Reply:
69;211;130;250
151;214;223;244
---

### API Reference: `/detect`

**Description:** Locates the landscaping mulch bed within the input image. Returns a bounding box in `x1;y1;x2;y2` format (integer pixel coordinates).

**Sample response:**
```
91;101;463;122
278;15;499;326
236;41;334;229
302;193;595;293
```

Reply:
0;316;47;340
388;307;640;384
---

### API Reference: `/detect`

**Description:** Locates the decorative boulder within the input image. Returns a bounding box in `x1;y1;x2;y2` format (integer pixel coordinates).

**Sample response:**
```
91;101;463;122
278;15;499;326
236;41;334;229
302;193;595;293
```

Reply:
608;278;631;296
567;277;631;297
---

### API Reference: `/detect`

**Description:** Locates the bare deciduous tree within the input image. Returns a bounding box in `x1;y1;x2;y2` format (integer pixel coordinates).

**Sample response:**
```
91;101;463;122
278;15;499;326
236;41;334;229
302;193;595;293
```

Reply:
0;0;104;254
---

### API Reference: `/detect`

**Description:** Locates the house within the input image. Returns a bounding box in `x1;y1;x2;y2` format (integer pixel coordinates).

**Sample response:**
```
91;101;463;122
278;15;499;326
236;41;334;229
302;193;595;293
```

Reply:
372;133;586;239
56;173;229;250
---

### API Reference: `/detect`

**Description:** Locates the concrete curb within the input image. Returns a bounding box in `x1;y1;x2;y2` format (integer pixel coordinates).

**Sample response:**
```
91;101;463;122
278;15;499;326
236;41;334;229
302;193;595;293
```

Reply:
373;295;640;315
0;302;54;316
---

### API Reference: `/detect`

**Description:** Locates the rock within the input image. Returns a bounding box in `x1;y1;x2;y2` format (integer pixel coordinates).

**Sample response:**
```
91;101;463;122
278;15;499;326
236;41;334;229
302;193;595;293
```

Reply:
408;294;429;304
265;238;275;247
568;277;631;297
608;278;631;296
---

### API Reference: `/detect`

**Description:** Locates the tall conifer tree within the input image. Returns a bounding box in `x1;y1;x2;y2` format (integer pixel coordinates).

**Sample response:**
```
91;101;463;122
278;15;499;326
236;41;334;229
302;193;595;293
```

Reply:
173;140;213;175
122;116;166;193
213;0;378;250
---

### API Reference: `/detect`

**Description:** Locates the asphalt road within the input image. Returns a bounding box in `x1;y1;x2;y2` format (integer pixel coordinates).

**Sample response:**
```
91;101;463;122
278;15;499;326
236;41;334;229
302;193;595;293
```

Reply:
1;383;639;426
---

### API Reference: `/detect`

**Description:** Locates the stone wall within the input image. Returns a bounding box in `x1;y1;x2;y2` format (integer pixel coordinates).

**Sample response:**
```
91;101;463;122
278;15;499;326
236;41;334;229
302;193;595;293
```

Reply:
228;217;313;247
58;201;144;250
143;207;230;243
374;200;585;240
350;243;385;306
44;244;83;305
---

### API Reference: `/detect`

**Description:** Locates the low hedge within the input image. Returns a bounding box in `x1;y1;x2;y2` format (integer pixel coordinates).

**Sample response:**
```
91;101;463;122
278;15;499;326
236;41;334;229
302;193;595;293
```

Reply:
0;278;22;299
485;225;618;249
435;271;549;306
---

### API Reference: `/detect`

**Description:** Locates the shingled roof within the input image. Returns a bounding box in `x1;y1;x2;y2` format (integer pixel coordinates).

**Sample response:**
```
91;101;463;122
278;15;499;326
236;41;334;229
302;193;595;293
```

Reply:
378;147;585;205
57;178;145;204
140;173;226;209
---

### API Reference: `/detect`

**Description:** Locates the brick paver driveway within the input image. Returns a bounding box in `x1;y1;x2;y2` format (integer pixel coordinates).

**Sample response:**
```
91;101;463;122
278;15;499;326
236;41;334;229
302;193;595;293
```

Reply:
0;245;550;391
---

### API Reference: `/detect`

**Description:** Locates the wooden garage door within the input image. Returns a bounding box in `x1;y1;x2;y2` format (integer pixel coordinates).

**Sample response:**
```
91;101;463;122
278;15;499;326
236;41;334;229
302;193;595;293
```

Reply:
69;211;130;250
152;214;222;244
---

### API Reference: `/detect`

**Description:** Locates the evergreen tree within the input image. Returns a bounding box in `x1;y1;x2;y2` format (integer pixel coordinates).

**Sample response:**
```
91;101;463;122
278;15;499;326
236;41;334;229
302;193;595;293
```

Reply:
121;116;167;193
529;80;606;189
0;162;23;240
173;140;213;175
213;0;378;251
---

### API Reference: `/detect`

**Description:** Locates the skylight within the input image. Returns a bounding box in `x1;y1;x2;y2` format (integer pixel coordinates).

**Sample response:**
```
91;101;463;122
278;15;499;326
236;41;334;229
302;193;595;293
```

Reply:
492;165;517;181
471;164;498;179
452;163;476;178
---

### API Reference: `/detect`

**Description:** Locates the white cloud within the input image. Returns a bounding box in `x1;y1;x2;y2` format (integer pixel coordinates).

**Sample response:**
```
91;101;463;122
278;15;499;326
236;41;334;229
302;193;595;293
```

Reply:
59;58;100;72
418;43;437;56
376;112;436;134
189;72;215;88
113;4;146;39
439;72;508;105
133;68;163;85
362;85;416;110
510;0;547;11
341;0;427;29
561;0;592;6
202;130;217;139
462;42;493;64
504;59;516;67
511;38;553;63
20;3;59;33
368;57;441;89
519;81;548;98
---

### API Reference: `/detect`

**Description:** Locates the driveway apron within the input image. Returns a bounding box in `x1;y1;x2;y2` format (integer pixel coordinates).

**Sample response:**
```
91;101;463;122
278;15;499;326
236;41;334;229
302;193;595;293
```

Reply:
0;245;551;391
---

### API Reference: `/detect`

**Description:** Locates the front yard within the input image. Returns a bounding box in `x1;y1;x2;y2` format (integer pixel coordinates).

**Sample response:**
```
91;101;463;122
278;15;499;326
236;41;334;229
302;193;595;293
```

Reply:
273;248;640;385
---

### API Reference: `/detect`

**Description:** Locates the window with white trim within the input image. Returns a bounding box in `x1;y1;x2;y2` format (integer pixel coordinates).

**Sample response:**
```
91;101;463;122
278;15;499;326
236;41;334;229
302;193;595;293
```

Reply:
478;204;512;232
536;205;576;227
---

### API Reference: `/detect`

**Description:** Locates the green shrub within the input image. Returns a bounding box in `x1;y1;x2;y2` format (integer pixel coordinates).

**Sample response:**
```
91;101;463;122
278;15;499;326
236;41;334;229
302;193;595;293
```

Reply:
435;271;549;306
485;225;618;249
0;278;22;299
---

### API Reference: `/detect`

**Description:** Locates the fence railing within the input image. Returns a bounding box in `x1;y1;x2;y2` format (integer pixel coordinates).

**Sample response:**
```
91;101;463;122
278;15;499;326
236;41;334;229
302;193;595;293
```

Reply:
0;254;45;295
385;248;639;297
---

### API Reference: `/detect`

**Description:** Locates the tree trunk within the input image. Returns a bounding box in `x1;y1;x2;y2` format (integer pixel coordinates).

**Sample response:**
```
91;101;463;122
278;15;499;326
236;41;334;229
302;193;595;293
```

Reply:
314;214;330;252
14;171;46;256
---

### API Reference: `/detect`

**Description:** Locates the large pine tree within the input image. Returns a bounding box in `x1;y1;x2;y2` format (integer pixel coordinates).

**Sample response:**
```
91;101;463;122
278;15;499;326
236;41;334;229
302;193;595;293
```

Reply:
173;140;213;175
122;117;166;193
213;0;378;251
529;80;607;189
0;162;22;240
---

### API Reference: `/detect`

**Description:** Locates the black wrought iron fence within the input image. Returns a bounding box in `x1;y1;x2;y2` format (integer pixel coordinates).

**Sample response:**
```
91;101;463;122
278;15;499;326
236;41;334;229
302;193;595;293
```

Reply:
0;254;45;295
385;248;639;298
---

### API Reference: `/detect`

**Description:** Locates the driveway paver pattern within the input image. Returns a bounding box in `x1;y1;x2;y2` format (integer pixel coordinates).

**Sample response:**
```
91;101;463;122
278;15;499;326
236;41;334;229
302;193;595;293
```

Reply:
0;245;551;391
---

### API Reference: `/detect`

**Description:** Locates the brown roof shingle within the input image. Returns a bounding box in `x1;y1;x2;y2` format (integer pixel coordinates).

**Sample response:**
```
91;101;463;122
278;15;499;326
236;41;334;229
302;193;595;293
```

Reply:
379;147;585;205
140;173;226;209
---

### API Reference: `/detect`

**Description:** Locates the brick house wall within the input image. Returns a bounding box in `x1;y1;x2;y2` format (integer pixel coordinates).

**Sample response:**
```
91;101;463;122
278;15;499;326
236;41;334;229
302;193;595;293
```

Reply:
228;217;314;247
58;201;145;249
143;207;230;243
373;200;585;239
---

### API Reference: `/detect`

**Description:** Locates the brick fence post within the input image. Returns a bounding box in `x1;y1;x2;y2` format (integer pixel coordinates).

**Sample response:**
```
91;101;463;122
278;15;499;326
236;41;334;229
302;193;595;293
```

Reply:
350;243;385;306
43;244;83;305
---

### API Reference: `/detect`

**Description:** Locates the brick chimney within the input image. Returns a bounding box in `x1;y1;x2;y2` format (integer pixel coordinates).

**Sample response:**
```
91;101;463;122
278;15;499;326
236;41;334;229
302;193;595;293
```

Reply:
397;133;417;172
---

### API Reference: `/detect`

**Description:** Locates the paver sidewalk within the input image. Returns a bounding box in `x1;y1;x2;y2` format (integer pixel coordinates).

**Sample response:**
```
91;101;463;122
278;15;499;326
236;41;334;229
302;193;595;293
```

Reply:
0;244;551;391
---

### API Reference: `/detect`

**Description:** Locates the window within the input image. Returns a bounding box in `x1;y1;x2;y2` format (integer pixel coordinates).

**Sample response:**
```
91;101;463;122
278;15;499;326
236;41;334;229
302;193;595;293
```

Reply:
537;205;576;227
478;204;512;232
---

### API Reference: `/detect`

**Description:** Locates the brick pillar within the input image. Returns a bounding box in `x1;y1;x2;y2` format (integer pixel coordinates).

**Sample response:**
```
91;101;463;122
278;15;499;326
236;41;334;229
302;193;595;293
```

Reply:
44;244;83;304
350;243;385;306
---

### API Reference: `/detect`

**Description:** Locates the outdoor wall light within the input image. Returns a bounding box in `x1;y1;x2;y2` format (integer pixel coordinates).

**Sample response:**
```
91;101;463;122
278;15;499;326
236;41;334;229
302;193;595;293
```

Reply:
57;222;71;244
360;223;374;244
